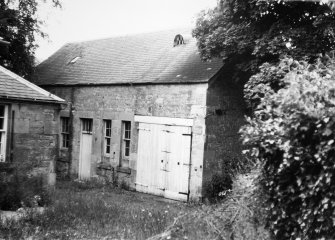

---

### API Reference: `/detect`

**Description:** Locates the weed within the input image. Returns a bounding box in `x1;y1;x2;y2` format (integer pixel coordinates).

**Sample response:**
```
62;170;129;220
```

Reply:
149;170;269;240
203;172;233;202
119;179;129;190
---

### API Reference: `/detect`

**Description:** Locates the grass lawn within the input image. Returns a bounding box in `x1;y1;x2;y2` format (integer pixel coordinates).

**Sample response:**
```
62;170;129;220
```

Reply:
0;173;268;240
1;180;190;239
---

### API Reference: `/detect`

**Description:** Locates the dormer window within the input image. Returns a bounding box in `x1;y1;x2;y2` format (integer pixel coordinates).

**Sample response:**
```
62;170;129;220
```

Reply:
173;34;184;47
69;56;81;64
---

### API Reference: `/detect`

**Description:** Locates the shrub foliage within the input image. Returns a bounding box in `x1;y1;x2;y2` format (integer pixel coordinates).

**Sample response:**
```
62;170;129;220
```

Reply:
240;55;335;239
0;171;50;210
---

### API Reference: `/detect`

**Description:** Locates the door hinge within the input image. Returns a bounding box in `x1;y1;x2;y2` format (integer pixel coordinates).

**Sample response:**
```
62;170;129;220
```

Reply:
178;191;189;196
162;130;174;133
137;128;150;131
135;182;148;187
182;133;192;136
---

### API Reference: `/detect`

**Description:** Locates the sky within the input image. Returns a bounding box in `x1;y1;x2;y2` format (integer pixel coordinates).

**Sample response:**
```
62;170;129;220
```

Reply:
35;0;218;61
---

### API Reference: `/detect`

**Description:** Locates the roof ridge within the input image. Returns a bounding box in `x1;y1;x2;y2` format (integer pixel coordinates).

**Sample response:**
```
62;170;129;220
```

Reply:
64;27;193;45
0;65;65;103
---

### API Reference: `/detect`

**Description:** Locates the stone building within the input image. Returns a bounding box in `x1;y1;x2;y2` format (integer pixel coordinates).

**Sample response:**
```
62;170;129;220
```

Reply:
0;65;65;179
34;29;245;201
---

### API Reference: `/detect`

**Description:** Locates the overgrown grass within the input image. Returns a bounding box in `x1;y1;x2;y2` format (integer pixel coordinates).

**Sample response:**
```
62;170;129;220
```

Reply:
149;170;270;240
0;181;185;239
1;173;268;240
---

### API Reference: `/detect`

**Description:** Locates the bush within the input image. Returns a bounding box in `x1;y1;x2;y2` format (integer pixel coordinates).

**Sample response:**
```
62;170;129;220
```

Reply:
204;172;233;202
0;171;51;210
240;55;335;239
244;58;303;111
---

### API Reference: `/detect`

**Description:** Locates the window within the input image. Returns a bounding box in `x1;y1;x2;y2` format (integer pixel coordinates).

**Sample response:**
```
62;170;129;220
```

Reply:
82;119;92;133
61;117;70;148
104;120;112;155
121;121;131;166
0;105;8;162
173;34;185;47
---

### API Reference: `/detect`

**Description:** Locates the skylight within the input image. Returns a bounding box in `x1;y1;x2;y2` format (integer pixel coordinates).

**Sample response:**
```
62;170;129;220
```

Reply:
69;56;81;64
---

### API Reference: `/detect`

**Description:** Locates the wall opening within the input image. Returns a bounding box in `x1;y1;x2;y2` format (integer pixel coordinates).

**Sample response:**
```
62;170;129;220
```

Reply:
173;34;185;47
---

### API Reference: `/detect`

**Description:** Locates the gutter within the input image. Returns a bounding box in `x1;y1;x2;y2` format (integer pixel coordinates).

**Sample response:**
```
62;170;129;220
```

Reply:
36;79;210;88
0;96;66;105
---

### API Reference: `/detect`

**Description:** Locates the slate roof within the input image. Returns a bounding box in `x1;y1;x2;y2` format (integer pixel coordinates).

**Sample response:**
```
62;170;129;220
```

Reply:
34;29;223;86
0;66;65;103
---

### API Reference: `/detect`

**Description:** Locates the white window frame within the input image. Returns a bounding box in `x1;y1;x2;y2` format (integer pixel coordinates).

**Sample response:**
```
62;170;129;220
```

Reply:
60;117;70;148
0;105;8;162
121;121;131;166
104;120;112;155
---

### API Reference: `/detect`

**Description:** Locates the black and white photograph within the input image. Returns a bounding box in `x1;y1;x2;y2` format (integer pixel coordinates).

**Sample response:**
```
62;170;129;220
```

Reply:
1;0;335;239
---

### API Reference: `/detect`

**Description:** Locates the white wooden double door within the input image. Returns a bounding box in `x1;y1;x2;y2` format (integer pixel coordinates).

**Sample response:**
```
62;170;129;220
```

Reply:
136;122;192;201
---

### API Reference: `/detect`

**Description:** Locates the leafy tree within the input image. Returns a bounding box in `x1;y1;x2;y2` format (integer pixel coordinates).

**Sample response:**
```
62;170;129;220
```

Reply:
193;0;335;84
0;0;61;79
